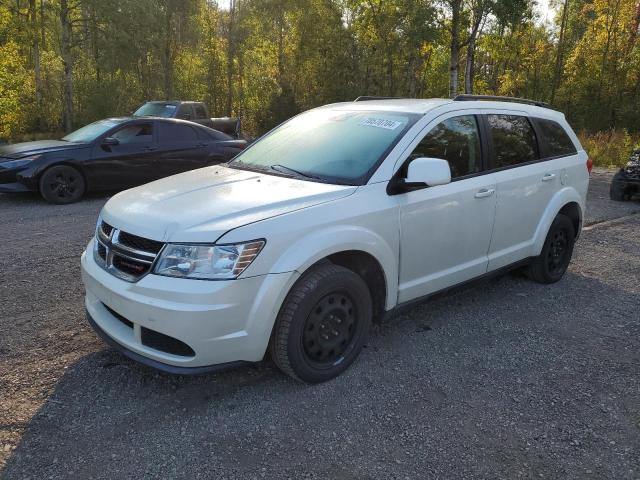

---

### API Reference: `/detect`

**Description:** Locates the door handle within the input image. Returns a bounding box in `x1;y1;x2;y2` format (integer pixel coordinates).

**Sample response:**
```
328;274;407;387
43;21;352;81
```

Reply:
542;173;556;182
143;146;157;152
474;188;495;198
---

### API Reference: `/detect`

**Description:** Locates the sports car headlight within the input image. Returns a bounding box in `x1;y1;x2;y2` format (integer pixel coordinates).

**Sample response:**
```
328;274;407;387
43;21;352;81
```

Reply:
1;155;41;169
153;240;265;280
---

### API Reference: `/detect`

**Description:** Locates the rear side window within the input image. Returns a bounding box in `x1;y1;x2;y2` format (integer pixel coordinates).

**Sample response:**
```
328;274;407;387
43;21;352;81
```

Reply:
410;115;481;178
194;104;207;119
487;114;538;168
160;123;199;142
535;119;577;157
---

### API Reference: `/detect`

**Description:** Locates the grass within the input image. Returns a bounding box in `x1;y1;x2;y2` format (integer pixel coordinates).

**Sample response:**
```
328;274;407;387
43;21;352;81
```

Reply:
578;130;640;169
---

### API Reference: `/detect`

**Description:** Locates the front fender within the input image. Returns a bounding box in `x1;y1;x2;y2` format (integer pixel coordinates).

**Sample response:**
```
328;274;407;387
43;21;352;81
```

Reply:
268;225;399;310
532;187;584;256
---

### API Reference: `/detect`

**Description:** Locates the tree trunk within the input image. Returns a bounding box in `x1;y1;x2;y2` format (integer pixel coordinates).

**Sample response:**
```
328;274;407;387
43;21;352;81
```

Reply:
550;0;569;105
29;0;42;128
226;0;237;117
163;5;174;99
464;36;476;94
60;0;74;132
449;0;462;98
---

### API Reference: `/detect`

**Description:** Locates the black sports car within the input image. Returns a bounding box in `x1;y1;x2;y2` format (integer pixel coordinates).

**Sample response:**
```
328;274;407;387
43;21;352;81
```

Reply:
0;117;247;204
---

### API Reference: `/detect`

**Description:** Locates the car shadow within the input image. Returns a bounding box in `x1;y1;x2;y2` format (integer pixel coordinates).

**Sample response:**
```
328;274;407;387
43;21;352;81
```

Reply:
2;268;639;479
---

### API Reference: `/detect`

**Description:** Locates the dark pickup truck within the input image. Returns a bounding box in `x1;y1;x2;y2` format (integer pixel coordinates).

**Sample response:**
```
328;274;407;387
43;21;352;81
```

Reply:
133;101;241;138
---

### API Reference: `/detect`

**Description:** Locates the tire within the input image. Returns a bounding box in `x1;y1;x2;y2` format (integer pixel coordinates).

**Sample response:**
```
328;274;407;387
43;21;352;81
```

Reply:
528;214;575;284
39;165;86;204
270;263;372;383
609;170;627;201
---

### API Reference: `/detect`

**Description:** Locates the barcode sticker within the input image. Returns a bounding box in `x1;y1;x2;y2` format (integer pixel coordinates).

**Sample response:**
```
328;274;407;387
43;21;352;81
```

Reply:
359;117;403;130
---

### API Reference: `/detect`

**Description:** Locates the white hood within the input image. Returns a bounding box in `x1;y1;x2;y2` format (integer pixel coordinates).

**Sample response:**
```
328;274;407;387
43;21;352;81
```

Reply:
101;165;356;242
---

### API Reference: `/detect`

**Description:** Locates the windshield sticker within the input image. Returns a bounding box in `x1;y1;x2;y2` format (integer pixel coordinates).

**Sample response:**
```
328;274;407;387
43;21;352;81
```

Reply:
359;117;403;130
164;105;177;111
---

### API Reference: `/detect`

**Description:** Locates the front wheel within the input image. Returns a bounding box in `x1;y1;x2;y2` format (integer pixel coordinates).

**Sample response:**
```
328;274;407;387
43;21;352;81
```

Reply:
528;214;575;284
270;263;372;383
39;165;86;204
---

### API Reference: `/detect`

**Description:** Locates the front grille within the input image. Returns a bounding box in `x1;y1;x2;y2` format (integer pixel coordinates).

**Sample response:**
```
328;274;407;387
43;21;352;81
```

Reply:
118;231;164;254
141;327;195;357
95;222;164;282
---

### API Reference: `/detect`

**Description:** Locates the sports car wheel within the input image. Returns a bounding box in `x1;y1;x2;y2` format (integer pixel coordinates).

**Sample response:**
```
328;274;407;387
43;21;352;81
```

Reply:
39;165;86;204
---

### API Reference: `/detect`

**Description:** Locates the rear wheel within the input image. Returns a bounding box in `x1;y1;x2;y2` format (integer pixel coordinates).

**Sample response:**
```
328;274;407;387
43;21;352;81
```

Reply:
610;170;627;201
39;165;85;204
270;263;372;383
528;214;575;284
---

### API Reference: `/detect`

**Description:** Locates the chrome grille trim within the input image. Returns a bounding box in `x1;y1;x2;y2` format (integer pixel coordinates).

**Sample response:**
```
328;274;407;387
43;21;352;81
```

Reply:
94;222;165;282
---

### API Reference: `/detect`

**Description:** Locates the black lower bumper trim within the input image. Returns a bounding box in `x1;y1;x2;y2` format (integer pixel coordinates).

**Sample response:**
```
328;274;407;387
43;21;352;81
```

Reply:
0;182;33;193
86;310;253;375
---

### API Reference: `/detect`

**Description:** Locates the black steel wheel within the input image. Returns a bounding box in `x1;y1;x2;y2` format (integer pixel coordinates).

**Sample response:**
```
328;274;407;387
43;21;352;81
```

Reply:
39;165;86;204
270;263;372;383
528;213;575;284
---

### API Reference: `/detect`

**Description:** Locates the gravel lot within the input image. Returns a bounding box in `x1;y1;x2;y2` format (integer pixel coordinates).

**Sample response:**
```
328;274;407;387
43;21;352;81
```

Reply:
1;168;638;479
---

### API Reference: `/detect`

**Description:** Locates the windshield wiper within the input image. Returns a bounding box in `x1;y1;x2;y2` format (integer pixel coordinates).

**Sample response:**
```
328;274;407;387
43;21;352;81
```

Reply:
270;164;321;180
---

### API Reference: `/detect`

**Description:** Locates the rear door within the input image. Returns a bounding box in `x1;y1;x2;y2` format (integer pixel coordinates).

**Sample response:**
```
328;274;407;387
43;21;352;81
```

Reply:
155;121;208;176
483;112;562;270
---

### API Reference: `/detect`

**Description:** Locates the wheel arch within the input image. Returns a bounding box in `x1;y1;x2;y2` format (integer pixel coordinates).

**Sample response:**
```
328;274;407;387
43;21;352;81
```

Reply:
266;226;398;312
532;188;584;255
36;161;89;192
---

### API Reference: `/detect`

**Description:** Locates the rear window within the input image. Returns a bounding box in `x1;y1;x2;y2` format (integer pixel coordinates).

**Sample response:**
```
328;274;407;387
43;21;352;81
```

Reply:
487;114;539;168
535;119;577;157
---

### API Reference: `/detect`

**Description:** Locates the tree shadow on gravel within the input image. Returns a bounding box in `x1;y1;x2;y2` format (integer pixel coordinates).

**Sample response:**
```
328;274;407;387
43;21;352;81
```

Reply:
2;270;639;480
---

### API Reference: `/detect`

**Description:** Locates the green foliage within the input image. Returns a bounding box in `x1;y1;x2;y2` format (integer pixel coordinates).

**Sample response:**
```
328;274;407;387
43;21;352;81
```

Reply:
0;0;639;150
579;130;640;168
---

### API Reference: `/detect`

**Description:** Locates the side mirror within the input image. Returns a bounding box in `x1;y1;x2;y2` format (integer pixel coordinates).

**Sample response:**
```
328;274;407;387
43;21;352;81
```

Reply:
405;157;451;187
102;137;120;146
182;113;192;120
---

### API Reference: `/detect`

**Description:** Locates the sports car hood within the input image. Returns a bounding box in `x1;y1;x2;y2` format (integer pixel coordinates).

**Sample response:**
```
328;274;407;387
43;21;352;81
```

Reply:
101;165;357;243
0;140;82;159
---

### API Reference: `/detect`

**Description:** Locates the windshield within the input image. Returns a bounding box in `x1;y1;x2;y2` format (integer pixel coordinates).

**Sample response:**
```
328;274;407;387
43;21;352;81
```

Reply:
229;109;418;184
133;103;178;118
61;119;123;143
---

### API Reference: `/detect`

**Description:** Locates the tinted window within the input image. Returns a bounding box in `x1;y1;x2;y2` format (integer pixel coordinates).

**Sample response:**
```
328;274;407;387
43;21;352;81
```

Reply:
194;104;207;119
487;115;538;168
112;124;153;145
410;115;481;178
536;119;576;157
160;123;198;142
177;105;193;120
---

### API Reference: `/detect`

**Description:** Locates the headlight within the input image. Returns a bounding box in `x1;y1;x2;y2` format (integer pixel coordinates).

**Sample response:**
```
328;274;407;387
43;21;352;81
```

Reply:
1;155;41;169
154;240;265;280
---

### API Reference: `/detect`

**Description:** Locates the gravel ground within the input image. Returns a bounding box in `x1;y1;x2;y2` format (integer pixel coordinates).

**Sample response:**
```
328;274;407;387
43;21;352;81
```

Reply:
0;169;638;479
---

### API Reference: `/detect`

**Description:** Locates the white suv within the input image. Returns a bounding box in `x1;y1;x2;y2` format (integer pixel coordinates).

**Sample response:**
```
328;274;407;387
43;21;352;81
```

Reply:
81;96;591;383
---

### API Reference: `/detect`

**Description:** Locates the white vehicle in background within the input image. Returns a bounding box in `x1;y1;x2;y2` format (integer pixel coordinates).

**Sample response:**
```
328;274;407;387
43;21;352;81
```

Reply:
81;95;591;383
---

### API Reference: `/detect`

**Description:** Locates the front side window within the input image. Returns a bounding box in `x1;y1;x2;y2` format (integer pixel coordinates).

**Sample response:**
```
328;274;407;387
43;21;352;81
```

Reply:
194;105;207;119
229;109;419;184
487;114;538;168
112;124;153;145
177;105;193;120
409;115;481;178
536;119;576;158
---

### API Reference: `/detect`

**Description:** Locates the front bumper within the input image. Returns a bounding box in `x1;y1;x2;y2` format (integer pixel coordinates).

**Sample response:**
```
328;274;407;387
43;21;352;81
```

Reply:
81;240;299;372
0;181;33;193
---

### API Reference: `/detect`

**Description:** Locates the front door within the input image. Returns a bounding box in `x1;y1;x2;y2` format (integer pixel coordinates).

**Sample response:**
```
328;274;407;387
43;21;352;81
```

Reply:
397;113;497;303
88;122;158;189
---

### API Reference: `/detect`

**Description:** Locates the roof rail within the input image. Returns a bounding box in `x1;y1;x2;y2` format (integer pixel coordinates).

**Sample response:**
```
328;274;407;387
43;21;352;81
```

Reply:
354;96;403;102
453;94;550;109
